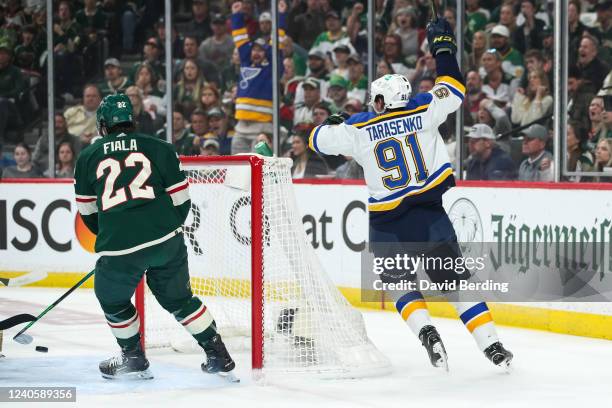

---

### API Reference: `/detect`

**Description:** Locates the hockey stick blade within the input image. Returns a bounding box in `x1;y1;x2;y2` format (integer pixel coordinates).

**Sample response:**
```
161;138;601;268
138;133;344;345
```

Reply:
13;333;33;345
0;314;37;330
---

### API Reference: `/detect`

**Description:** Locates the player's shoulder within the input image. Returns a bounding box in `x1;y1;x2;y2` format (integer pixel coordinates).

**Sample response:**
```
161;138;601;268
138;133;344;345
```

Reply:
137;132;180;156
407;92;434;110
78;135;106;159
345;111;377;126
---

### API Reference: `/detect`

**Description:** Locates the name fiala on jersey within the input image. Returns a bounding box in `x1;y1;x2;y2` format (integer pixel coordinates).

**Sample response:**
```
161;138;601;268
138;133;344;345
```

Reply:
366;116;423;142
103;139;138;154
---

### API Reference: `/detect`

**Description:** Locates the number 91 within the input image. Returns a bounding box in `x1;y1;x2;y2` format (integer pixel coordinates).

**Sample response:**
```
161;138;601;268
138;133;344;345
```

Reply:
374;133;429;190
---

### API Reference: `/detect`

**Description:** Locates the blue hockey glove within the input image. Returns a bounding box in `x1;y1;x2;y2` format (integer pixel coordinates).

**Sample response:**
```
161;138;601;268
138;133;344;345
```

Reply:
426;17;457;56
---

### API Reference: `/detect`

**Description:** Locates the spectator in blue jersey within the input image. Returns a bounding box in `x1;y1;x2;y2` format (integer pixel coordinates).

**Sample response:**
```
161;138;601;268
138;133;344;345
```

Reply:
230;0;287;154
465;124;517;180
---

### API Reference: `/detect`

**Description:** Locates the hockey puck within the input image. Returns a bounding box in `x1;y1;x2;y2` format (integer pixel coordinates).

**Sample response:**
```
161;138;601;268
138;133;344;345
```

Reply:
35;346;48;353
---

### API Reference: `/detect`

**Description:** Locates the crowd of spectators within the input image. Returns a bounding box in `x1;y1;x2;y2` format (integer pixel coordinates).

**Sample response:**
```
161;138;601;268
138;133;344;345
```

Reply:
1;0;611;183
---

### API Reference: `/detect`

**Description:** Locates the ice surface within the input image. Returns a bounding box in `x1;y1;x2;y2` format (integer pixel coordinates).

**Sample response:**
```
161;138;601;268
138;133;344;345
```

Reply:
1;287;610;408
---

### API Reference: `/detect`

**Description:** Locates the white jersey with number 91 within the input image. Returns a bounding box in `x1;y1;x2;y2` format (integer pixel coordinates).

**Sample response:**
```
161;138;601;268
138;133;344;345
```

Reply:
308;75;465;215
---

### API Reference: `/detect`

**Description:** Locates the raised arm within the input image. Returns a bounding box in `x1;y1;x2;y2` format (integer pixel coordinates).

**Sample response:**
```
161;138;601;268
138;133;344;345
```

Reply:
231;1;251;65
424;17;465;125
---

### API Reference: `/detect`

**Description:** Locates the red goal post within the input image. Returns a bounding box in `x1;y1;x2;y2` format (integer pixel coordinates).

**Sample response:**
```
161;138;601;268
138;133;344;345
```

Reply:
135;155;265;369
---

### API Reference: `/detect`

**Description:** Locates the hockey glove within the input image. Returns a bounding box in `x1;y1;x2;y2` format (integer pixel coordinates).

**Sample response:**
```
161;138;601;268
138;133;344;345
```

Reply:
426;17;457;56
322;112;350;126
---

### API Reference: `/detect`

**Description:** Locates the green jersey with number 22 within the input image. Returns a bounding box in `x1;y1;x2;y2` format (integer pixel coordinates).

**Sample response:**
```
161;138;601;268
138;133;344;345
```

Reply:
74;131;191;256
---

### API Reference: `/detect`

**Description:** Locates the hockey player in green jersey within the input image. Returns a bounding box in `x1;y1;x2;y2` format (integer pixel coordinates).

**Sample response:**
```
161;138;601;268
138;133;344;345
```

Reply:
74;94;236;380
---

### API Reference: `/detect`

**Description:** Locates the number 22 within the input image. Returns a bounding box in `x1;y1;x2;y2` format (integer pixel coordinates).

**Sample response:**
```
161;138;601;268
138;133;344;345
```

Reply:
375;133;429;190
96;152;155;211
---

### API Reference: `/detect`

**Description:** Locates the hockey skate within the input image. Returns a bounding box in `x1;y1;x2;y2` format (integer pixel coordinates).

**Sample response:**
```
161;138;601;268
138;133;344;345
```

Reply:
419;325;449;371
99;343;153;380
201;334;239;383
484;342;513;370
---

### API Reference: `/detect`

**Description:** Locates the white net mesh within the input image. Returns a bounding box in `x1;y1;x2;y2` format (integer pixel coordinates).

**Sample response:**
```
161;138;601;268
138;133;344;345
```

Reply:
141;156;391;378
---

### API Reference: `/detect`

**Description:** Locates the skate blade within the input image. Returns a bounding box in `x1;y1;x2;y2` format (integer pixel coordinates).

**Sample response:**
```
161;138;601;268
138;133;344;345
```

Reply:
432;343;449;372
101;369;154;380
499;356;513;373
217;370;240;383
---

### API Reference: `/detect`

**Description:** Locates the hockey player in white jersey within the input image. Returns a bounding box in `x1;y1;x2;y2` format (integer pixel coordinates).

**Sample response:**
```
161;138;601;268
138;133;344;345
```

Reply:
309;17;513;370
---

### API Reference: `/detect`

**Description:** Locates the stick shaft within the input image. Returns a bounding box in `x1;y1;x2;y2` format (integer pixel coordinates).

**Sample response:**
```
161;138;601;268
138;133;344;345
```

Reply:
12;270;94;339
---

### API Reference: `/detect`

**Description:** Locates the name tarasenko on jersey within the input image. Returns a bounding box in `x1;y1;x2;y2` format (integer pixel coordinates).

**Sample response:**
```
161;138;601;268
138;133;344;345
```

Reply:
365;115;424;142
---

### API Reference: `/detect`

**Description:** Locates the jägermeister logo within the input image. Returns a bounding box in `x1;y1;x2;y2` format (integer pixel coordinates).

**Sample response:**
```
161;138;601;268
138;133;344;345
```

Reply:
490;215;612;279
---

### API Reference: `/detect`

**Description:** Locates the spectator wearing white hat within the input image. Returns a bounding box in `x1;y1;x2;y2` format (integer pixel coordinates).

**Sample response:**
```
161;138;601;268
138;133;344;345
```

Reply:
518;124;554;181
293;77;323;126
257;11;273;43
465;124;517;180
489;25;524;81
200;138;220;156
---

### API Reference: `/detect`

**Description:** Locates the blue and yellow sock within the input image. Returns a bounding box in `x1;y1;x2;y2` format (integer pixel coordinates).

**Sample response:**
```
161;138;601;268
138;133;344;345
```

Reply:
395;291;433;336
453;302;499;351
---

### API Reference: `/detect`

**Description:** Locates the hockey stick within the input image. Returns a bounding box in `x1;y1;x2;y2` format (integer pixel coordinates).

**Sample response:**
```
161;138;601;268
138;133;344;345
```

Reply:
0;270;48;287
431;0;439;19
13;270;95;345
0;314;37;330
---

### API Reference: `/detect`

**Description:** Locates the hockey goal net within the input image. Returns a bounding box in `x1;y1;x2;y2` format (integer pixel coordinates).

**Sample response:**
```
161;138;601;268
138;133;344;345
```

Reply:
135;155;391;378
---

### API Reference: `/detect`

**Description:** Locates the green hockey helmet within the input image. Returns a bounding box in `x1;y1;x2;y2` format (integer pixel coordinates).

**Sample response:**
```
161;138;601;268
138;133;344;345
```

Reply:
96;93;134;135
